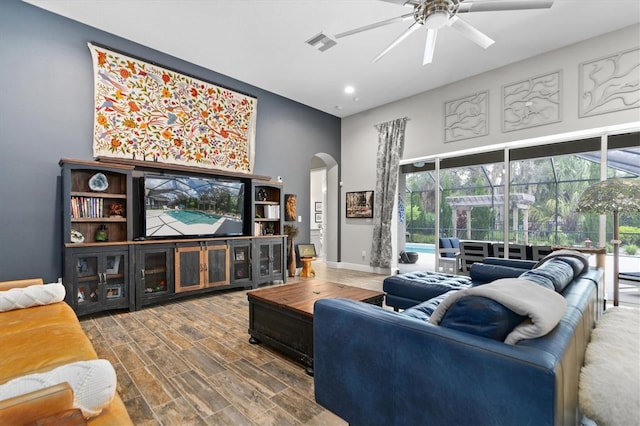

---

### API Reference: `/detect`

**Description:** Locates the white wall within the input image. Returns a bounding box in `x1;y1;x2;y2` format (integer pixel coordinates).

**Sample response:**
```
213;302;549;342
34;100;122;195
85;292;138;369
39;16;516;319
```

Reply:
340;24;640;273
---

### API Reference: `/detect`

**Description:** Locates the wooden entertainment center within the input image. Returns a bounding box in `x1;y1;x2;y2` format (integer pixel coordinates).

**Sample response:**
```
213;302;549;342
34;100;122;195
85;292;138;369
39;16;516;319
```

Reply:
60;158;286;316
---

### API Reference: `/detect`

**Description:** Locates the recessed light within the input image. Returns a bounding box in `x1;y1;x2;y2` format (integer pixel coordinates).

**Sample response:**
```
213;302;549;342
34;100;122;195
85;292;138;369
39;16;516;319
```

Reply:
344;86;355;94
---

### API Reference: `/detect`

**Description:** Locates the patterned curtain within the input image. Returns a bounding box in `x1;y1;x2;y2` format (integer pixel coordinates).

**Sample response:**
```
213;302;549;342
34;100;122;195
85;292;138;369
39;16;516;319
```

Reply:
370;117;408;268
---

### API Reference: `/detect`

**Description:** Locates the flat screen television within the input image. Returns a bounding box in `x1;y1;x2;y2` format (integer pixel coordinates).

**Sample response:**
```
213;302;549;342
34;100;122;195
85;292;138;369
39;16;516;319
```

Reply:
142;173;248;239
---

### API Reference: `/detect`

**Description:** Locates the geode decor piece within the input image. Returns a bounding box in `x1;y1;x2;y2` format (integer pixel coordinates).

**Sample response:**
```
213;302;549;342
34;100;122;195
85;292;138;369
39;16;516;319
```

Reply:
88;173;109;192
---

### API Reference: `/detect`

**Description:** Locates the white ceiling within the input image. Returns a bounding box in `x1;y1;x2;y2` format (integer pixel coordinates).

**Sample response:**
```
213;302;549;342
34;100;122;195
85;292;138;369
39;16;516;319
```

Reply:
24;0;640;118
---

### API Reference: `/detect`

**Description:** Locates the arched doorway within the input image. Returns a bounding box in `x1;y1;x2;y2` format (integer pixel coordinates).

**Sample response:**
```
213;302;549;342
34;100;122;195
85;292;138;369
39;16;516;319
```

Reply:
310;153;339;266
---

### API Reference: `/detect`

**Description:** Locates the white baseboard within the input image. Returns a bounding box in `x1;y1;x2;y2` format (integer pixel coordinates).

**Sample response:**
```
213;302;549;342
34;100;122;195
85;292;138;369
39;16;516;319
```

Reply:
335;262;391;276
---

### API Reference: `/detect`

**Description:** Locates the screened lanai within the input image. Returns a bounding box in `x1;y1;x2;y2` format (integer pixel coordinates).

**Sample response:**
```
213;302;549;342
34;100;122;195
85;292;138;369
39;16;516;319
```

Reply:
400;132;640;305
402;132;640;248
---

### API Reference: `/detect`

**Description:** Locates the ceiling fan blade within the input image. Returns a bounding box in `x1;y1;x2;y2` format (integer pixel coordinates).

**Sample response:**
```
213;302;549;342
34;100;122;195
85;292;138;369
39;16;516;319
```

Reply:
335;13;414;39
423;29;438;65
378;0;422;6
457;0;553;13
372;21;422;63
448;16;494;49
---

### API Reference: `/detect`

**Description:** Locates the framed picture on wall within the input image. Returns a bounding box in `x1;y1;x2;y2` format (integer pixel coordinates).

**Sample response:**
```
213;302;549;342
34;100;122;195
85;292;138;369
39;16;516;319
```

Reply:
315;202;322;212
315;213;322;223
346;191;374;218
285;194;297;221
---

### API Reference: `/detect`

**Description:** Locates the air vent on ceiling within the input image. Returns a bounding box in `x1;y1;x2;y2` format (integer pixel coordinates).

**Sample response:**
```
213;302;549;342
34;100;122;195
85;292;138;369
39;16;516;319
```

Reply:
306;33;337;52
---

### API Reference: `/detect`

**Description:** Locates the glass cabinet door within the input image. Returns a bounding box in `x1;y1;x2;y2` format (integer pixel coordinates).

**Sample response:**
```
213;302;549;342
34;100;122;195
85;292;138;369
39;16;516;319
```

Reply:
104;253;126;302
232;243;252;283
71;249;128;314
175;246;204;293
141;251;169;295
205;245;229;287
75;254;100;307
258;244;271;279
271;241;283;276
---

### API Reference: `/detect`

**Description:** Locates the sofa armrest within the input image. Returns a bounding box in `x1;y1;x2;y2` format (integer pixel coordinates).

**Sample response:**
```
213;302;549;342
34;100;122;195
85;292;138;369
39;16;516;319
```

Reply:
0;278;44;291
0;382;80;425
313;298;558;426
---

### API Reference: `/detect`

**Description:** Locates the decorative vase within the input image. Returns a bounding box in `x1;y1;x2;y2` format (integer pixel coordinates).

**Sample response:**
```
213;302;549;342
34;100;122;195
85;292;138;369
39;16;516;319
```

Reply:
95;224;109;242
288;239;296;277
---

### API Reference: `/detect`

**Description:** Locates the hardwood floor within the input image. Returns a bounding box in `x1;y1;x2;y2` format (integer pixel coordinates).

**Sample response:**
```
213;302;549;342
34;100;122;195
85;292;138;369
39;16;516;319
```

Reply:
80;263;388;425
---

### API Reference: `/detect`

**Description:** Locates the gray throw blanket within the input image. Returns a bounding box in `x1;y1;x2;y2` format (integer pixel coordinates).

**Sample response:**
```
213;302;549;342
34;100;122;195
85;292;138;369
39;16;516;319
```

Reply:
428;278;567;344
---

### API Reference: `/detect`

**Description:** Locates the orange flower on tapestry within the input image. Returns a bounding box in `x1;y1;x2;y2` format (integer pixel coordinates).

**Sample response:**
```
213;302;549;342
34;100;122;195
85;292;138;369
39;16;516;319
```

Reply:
88;43;257;173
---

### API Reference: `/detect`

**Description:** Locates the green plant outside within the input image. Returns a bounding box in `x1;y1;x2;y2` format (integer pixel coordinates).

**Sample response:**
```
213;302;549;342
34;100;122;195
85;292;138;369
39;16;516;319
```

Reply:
404;152;639;255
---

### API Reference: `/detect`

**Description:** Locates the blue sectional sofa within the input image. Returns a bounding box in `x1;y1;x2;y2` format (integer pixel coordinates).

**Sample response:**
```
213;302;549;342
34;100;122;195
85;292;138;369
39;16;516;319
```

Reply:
383;257;539;310
383;271;472;310
314;252;603;426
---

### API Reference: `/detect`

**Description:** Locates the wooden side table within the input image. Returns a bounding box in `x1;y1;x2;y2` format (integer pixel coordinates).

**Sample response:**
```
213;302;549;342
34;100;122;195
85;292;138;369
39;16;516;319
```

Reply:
300;257;316;278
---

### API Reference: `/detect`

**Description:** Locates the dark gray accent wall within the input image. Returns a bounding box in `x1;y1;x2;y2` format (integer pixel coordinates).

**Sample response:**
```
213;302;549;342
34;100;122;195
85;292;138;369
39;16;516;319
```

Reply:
0;0;340;282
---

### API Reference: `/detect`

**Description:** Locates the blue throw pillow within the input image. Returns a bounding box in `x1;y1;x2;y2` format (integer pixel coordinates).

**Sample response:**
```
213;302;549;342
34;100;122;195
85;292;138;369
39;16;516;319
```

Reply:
439;295;526;341
469;263;531;286
551;256;586;276
520;258;574;292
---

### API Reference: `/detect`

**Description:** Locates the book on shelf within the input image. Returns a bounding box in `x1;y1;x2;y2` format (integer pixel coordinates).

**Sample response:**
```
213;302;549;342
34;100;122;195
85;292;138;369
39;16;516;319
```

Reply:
264;205;280;219
71;196;104;219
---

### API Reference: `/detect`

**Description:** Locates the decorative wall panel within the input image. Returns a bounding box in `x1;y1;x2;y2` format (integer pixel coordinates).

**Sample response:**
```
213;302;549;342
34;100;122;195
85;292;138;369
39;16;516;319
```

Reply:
89;43;257;173
579;48;640;117
502;71;561;132
444;91;489;142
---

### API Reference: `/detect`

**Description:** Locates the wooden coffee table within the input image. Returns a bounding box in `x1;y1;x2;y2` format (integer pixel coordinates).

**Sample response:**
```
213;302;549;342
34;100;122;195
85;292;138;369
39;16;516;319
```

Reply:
247;280;385;375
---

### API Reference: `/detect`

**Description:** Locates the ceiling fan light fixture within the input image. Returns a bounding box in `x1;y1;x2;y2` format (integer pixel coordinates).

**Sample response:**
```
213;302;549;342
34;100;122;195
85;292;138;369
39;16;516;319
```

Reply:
424;10;450;29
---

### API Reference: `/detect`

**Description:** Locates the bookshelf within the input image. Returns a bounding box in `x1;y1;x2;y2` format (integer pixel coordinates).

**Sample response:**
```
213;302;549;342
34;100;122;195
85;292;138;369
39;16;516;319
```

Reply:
60;159;133;245
252;181;283;236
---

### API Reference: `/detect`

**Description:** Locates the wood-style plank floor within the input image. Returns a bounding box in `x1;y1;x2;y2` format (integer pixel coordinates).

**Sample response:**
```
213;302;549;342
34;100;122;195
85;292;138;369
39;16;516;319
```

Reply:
80;263;388;425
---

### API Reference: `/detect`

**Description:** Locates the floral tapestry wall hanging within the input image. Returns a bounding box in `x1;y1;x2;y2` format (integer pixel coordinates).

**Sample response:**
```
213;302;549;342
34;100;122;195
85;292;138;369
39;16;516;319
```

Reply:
88;43;257;173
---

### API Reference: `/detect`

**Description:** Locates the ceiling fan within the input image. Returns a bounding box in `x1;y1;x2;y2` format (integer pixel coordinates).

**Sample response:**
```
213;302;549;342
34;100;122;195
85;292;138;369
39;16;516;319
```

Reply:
333;0;554;65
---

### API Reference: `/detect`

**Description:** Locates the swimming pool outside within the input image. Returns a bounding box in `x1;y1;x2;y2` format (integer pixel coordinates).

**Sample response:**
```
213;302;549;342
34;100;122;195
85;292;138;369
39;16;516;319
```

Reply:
167;209;222;224
405;243;435;254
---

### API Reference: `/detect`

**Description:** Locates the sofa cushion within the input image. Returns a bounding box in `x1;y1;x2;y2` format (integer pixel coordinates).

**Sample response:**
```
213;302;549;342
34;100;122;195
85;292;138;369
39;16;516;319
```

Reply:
469;263;531;286
400;291;454;321
547;255;586;276
482;257;537;270
0;360;116;418
383;272;471;303
439;295;526;341
520;258;575;292
0;303;98;384
0;283;65;312
535;249;589;270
